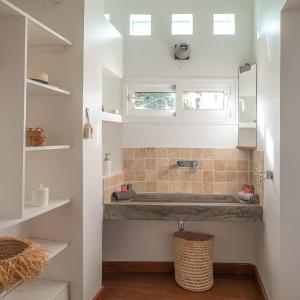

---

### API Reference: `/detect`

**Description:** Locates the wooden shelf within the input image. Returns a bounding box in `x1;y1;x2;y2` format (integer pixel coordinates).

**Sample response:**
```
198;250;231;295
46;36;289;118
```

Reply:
0;0;72;48
27;79;71;97
3;280;68;300
101;112;122;123
0;199;71;231
25;145;71;152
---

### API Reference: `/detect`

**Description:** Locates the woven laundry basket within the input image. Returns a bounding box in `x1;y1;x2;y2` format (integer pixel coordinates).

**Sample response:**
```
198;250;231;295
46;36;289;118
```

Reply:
174;231;214;292
0;237;48;290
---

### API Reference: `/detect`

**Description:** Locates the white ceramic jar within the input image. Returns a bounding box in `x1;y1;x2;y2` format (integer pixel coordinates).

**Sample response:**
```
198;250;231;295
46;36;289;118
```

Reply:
31;184;49;207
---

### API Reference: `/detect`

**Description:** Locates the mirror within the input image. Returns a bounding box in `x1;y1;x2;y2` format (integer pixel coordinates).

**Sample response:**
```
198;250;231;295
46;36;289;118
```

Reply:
238;64;257;148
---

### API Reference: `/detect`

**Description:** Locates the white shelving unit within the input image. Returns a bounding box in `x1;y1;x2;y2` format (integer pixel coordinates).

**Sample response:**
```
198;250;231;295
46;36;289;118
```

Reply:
0;199;71;231
0;1;73;299
101;112;123;123
27;79;71;97
0;0;73;219
0;0;122;298
3;280;68;300
0;0;72;48
25;145;71;152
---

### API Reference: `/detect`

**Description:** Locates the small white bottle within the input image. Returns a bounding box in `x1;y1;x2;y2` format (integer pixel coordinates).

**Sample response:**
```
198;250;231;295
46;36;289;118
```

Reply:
31;184;49;207
103;153;112;177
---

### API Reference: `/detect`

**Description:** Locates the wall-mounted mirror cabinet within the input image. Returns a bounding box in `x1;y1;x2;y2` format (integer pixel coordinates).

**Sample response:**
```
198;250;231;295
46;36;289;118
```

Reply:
238;63;257;148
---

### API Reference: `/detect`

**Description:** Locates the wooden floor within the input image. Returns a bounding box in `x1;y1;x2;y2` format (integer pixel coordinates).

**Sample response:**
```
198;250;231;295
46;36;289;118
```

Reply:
103;272;260;300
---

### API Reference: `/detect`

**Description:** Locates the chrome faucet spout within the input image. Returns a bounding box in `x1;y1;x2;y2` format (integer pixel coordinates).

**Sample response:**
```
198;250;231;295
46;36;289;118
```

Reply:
176;160;199;172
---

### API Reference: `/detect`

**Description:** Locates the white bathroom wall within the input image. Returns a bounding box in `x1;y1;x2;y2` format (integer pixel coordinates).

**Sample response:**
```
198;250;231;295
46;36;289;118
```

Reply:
105;0;254;78
122;124;238;148
104;221;258;263
254;0;285;299
104;0;254;149
82;0;104;298
102;0;259;264
280;6;300;300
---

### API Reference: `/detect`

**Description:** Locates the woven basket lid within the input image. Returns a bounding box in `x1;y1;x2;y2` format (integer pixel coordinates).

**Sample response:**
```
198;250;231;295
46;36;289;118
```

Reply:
174;231;214;242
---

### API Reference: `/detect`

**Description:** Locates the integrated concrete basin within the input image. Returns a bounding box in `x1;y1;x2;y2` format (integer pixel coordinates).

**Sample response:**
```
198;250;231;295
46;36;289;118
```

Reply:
104;193;263;222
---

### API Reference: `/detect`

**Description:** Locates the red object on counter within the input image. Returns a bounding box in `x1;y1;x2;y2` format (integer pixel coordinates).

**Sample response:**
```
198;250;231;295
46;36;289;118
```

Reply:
121;184;127;192
243;186;251;194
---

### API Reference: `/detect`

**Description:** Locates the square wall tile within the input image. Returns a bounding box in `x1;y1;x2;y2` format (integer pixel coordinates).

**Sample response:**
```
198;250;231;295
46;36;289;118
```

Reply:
168;148;179;158
134;148;145;158
146;148;157;158
157;148;168;158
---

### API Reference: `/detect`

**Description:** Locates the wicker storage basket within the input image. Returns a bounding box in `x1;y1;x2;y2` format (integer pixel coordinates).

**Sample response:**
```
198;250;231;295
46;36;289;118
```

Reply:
174;231;214;292
0;237;48;290
26;128;47;147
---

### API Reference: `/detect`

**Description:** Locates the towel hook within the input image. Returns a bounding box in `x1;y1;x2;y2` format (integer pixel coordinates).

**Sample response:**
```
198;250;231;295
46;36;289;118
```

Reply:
85;108;90;122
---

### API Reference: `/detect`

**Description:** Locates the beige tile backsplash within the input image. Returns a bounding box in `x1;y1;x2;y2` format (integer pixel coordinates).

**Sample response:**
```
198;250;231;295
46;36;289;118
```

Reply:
102;148;264;203
250;150;264;202
122;148;253;195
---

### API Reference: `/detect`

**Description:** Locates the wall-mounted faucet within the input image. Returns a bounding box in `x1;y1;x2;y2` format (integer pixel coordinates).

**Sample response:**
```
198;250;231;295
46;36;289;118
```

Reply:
176;160;199;172
254;168;274;183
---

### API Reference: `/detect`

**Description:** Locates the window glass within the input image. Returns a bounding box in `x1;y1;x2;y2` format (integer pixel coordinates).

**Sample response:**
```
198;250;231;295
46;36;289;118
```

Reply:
130;15;151;36
172;14;193;35
183;91;225;110
132;92;176;110
213;14;235;35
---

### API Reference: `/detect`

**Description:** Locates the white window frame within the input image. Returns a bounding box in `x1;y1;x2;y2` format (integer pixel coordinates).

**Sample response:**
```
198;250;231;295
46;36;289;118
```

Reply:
126;83;176;118
123;78;238;124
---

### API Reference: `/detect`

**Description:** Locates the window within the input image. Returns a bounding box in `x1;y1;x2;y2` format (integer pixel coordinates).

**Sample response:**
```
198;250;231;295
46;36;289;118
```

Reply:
124;79;237;123
130;15;151;36
104;14;110;21
172;14;193;35
213;14;235;35
127;84;176;117
183;91;225;110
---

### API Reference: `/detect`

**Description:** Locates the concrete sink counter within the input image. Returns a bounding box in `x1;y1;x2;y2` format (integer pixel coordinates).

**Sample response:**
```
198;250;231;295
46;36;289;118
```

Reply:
104;193;263;222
